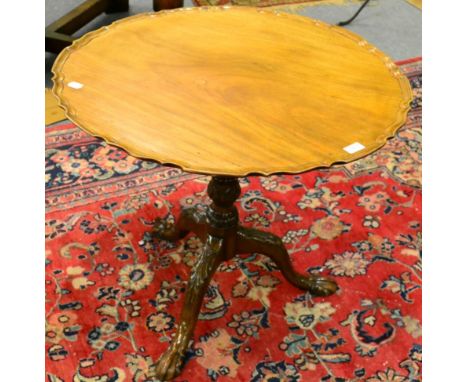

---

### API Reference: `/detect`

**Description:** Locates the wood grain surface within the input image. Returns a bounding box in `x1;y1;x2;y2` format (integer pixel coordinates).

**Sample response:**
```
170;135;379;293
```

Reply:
52;7;412;176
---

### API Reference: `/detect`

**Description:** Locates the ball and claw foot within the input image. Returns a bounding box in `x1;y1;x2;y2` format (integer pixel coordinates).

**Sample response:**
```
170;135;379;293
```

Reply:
152;208;206;243
152;346;184;381
152;218;178;242
235;226;339;298
305;275;338;297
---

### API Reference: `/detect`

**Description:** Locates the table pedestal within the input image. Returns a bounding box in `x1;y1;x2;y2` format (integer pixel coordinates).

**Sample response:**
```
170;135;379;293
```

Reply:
152;176;338;380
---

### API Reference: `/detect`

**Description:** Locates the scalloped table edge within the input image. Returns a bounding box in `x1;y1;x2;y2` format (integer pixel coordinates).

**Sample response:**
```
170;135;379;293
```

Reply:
51;6;414;177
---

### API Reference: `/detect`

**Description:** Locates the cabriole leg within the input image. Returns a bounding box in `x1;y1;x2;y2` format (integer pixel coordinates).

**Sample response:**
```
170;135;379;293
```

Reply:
153;234;224;381
235;226;338;297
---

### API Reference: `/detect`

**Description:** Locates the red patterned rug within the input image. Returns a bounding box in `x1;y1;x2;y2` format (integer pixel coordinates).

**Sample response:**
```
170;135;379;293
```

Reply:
45;58;421;382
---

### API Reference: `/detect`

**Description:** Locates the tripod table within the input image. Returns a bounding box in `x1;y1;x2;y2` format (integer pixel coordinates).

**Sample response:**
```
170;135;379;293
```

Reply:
52;7;413;380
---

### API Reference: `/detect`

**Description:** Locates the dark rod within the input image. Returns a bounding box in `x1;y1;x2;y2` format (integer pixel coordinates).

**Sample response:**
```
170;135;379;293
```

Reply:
337;0;371;27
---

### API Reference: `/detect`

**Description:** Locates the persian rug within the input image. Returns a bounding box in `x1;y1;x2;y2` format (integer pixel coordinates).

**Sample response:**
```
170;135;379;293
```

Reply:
45;58;422;381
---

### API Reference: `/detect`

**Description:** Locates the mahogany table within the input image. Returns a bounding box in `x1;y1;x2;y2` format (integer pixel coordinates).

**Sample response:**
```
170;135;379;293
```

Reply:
52;7;412;380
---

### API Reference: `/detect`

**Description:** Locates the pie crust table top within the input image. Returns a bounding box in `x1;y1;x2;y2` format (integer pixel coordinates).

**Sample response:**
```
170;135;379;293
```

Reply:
52;6;413;176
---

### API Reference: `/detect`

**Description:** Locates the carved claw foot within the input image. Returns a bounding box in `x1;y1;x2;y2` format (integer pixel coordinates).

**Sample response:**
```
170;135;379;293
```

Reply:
152;217;178;241
236;226;338;297
153;235;224;380
302;275;338;297
153;208;208;243
153;346;184;381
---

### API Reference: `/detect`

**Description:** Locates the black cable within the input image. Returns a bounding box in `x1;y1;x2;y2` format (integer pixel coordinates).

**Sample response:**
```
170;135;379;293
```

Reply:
337;0;372;27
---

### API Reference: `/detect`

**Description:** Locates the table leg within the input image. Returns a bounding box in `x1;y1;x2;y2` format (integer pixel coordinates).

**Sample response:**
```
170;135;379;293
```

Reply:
153;234;224;381
153;177;239;380
152;176;337;380
235;226;338;296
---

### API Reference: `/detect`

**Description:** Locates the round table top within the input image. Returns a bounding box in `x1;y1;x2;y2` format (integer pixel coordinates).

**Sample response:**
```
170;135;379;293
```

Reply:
52;6;413;177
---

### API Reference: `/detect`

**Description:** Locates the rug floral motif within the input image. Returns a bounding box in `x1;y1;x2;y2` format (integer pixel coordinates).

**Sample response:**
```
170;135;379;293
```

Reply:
45;58;421;381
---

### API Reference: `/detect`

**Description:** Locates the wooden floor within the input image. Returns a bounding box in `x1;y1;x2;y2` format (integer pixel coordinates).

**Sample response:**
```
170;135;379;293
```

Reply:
46;88;66;125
